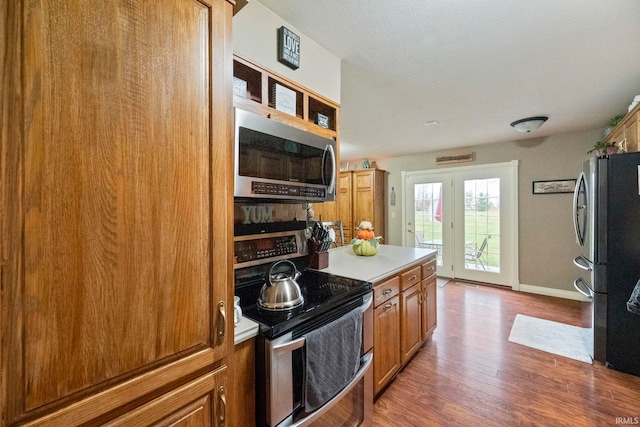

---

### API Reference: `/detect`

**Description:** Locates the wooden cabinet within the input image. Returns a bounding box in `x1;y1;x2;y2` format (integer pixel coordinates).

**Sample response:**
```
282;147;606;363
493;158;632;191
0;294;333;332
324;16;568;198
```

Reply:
400;284;423;364
373;254;437;396
314;169;386;243
373;276;401;395
421;258;438;341
232;53;340;141
605;103;640;153
231;338;256;427
1;1;234;425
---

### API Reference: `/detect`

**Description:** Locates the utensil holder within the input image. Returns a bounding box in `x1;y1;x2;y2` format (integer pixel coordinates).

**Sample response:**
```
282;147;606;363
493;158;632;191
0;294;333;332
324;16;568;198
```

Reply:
307;239;329;269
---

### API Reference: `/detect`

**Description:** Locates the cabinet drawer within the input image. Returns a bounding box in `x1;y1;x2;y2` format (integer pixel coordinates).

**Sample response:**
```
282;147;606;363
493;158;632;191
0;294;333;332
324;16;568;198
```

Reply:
421;257;437;279
400;266;421;291
374;275;400;307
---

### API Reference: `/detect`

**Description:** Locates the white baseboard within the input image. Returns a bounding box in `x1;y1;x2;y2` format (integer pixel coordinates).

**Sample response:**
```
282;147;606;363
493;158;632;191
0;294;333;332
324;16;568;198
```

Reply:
517;283;588;302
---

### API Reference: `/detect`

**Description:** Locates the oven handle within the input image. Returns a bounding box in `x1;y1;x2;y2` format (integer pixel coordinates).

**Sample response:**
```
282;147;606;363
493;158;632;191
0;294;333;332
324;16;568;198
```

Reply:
272;294;371;354
289;352;373;427
272;336;306;354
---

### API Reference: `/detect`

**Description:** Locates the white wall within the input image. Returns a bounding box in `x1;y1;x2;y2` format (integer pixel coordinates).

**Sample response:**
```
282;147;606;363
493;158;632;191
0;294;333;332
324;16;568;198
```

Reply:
371;128;602;295
233;1;341;103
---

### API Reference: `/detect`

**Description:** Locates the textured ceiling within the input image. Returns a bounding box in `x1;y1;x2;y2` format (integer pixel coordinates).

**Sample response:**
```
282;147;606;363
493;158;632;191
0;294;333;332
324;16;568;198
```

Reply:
257;0;640;161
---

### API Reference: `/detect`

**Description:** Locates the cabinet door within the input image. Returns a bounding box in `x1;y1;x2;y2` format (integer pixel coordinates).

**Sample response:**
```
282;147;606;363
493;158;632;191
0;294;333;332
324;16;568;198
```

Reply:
353;171;376;231
338;172;354;241
625;115;638;153
400;284;422;364
2;0;232;424
421;276;438;342
374;295;401;395
107;367;228;427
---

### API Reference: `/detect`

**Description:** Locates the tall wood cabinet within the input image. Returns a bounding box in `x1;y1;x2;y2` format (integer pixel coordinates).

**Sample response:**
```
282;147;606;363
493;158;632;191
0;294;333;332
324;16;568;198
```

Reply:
314;169;386;242
1;1;234;425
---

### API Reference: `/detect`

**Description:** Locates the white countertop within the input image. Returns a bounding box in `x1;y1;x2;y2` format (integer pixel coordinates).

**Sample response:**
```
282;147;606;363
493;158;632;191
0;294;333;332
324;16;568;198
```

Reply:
234;316;259;345
318;244;437;283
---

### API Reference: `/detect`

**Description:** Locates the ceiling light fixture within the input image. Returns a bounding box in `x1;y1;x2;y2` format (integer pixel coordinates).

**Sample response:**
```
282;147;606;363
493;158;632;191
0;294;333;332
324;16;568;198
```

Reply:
425;120;439;127
510;116;548;133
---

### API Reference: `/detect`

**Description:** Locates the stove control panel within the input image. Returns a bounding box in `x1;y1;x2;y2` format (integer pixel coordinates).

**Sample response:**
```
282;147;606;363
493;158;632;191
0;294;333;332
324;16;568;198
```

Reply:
233;229;307;269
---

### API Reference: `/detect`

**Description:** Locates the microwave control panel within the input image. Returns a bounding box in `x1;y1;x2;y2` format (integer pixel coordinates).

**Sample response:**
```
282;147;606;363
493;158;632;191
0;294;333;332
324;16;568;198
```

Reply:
252;181;326;199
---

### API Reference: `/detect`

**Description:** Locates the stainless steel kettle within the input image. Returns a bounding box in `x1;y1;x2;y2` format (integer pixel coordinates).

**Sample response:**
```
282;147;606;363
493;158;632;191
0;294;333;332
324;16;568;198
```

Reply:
257;260;304;311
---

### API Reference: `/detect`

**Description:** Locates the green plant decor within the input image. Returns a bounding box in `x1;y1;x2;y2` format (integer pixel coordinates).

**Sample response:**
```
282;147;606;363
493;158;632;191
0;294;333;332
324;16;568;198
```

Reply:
587;140;617;155
610;114;625;127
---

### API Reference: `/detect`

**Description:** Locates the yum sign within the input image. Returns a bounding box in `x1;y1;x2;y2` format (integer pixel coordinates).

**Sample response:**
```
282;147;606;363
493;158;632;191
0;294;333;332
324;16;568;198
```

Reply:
241;205;274;224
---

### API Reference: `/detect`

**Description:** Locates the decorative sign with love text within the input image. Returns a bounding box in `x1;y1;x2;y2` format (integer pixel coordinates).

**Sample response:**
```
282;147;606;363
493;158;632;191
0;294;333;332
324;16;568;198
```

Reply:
277;26;300;70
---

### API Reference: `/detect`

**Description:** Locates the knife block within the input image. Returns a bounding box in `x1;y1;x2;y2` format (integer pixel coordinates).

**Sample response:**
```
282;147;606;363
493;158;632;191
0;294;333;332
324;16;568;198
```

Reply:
307;239;329;269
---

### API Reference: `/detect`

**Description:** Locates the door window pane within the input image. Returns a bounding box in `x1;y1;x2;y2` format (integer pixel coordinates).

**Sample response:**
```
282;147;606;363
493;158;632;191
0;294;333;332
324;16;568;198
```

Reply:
464;178;500;272
414;183;443;266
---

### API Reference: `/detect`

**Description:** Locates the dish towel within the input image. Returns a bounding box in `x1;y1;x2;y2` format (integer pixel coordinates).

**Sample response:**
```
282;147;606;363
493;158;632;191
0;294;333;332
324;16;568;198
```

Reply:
627;279;640;316
304;307;363;412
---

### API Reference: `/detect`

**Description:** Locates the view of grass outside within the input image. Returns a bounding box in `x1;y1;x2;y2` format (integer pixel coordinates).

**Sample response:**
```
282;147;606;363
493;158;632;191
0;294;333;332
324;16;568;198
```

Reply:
414;178;500;271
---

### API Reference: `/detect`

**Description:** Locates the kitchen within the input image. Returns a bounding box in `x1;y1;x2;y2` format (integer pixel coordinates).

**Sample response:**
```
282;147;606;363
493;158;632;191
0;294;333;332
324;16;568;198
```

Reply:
3;1;640;426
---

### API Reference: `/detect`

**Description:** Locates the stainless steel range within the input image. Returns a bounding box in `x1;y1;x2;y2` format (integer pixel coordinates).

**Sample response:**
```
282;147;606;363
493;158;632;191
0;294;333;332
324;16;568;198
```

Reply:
234;221;373;427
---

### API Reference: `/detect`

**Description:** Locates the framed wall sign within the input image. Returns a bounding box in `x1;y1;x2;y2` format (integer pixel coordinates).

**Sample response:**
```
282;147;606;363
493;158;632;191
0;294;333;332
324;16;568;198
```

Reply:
277;26;300;70
532;179;576;194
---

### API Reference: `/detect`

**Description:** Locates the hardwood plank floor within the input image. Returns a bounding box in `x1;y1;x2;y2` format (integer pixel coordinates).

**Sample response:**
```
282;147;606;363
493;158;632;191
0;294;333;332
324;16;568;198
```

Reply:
373;281;640;426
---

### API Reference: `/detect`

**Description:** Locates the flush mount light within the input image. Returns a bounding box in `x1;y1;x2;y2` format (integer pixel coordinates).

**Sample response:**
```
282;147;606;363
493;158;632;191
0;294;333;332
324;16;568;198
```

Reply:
510;116;548;133
425;120;439;127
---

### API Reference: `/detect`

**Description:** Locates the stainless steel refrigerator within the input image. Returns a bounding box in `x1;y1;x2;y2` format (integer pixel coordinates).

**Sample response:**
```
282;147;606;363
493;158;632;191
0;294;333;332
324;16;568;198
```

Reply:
573;152;640;376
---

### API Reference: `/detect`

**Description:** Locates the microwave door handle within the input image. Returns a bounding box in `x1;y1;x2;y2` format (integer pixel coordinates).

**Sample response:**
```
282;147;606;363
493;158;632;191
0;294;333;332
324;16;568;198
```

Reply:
324;144;337;194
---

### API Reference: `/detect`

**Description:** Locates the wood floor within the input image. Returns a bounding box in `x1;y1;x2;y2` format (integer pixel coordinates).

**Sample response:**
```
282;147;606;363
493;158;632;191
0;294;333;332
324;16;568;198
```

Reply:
373;280;640;426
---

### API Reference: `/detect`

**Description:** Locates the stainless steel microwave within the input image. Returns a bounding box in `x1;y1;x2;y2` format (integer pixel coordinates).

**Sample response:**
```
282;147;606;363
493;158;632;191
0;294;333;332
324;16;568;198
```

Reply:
234;108;336;202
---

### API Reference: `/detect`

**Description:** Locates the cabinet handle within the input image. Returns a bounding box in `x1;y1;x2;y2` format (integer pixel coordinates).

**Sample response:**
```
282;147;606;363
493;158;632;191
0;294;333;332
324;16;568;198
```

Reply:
428;266;435;271
217;386;227;427
217;301;226;345
382;289;393;295
409;275;417;281
384;303;393;311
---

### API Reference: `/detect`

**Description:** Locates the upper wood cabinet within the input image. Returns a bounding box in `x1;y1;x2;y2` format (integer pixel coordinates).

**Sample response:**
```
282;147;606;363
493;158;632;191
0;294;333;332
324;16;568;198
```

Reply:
605;103;640;153
232;53;340;141
1;0;234;425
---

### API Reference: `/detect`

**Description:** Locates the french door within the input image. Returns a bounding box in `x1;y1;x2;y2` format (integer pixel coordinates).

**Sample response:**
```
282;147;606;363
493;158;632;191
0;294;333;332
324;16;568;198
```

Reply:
402;161;518;287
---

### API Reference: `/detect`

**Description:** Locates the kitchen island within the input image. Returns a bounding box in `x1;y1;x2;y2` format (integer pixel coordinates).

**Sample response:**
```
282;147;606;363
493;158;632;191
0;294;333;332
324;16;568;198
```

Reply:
319;244;438;396
320;244;437;283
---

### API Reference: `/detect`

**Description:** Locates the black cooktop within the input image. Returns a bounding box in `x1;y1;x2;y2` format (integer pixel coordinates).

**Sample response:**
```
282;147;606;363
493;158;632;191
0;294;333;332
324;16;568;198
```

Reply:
235;269;372;339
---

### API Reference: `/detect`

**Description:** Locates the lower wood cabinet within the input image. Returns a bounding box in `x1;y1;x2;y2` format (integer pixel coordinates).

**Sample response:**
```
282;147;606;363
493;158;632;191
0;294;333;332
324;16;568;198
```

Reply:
373;294;401;396
400;283;422;364
107;367;228;426
232;338;256;427
373;254;437;397
422;275;438;341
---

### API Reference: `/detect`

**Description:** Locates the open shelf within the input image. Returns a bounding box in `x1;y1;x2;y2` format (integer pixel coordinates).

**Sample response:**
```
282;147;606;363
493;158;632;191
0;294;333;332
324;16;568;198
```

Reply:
232;53;339;138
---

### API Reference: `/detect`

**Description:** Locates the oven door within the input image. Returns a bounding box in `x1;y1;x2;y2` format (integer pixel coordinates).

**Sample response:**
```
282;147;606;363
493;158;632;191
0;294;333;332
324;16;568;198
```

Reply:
264;293;373;427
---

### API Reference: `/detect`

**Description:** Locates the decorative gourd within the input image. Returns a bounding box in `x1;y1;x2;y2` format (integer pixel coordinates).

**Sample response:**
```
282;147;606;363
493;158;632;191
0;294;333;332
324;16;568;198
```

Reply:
357;229;375;240
351;220;382;256
352;239;378;256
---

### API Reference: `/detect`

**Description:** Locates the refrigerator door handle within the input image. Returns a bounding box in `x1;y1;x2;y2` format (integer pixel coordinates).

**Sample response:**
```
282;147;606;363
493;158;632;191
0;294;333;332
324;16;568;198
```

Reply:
573;172;587;246
573;277;594;299
573;255;593;271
